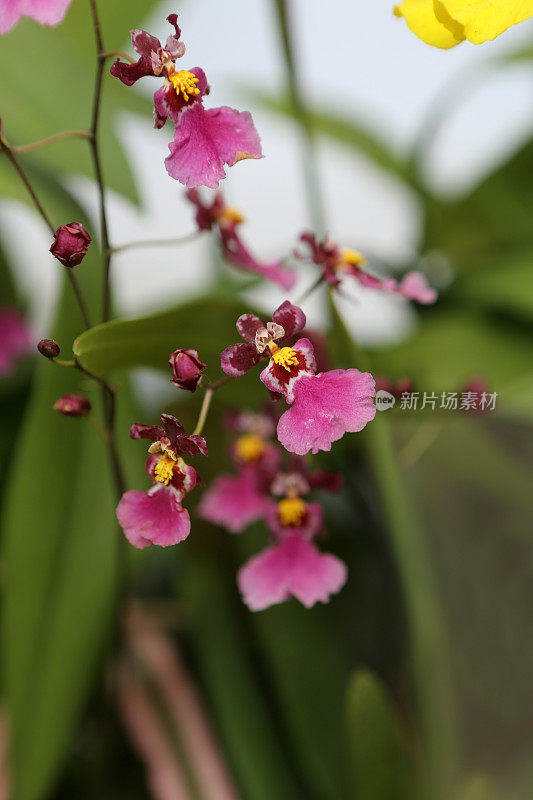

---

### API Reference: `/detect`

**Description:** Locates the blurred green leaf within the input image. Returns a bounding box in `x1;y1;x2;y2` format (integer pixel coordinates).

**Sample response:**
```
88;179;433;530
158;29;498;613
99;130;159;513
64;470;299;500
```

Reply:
245;592;351;800
0;0;161;203
185;560;305;800
0;178;136;800
453;250;533;321
454;776;498;800
252;90;410;182
369;311;532;420
73;297;253;376
346;669;414;800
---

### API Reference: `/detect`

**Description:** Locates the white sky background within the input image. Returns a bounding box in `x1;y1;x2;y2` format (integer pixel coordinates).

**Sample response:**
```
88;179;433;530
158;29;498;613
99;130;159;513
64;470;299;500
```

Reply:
3;0;533;350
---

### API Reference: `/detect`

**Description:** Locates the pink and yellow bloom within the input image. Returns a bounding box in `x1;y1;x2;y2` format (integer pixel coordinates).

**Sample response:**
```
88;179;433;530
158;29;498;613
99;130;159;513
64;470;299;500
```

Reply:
0;308;32;375
238;467;347;611
221;302;376;455
111;15;262;188
0;0;71;34
186;190;296;290
116;413;207;549
297;232;437;305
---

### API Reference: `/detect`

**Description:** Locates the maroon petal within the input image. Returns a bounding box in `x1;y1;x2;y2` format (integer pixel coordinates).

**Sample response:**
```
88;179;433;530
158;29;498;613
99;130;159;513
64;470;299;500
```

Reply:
161;413;185;441
272;301;306;338
110;55;155;86
308;470;344;493
220;342;260;377
131;28;162;58
130;422;165;442
236;313;264;343
176;434;208;458
166;13;181;39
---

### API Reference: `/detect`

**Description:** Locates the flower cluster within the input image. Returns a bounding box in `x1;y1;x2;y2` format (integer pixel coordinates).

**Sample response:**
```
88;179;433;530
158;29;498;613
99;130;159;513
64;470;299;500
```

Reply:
220;301;376;455
111;15;262;188
297;232;437;304
116;413;207;549
186;190;296;290
200;410;347;610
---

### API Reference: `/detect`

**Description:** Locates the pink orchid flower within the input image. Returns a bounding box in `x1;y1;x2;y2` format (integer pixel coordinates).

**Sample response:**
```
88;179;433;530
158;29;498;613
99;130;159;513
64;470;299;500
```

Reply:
186;190;295;290
0;0;71;34
0;308;33;375
238;473;346;610
116;413;207;549
221;303;376;455
111;14;262;188
297;232;437;305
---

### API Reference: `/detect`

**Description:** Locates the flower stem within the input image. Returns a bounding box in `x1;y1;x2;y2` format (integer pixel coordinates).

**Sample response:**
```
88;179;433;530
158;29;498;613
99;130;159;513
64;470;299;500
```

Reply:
109;231;201;255
11;130;94;154
0;133;92;329
100;49;135;64
295;273;324;306
273;0;326;236
193;376;232;436
88;0;112;324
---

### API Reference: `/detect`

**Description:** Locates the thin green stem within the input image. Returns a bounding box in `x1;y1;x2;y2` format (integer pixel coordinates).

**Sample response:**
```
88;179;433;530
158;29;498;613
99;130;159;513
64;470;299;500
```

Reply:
192;376;232;436
109;230;201;255
0;134;92;328
273;0;326;235
11;130;93;154
88;0;112;324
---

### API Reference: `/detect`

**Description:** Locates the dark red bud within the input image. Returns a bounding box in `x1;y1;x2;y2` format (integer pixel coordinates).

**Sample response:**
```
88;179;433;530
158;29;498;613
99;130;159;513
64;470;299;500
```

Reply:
50;223;92;268
37;338;60;359
169;348;206;392
53;393;91;417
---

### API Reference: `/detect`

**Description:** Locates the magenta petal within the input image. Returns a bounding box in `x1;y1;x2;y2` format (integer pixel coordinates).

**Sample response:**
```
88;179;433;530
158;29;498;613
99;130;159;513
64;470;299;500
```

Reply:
166;103;262;189
131;28;161;57
116;485;191;549
0;308;32;374
277;369;376;455
198;468;268;533
236;313;264;343
1;0;71;33
397;272;438;304
271;301;306;337
220;342;260;377
238;533;347;611
223;236;296;290
130;422;165;442
259;337;316;403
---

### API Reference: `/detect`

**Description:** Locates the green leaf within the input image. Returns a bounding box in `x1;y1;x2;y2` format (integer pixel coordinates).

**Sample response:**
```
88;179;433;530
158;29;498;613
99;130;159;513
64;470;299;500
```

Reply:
185;560;305;800
454;776;498;800
0;0;161;203
346;669;414;800
252;90;410;183
0;177;137;800
245;591;352;800
453;250;533;321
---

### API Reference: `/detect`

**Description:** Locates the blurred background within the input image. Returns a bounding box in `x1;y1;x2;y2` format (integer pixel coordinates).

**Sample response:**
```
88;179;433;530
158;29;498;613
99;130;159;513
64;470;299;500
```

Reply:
1;0;532;798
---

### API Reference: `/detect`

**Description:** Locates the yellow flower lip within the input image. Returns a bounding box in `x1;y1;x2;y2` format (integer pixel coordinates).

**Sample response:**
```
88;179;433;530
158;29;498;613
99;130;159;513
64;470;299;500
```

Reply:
272;346;299;372
235;433;265;463
278;496;306;527
154;454;186;485
340;248;366;269
169;70;200;102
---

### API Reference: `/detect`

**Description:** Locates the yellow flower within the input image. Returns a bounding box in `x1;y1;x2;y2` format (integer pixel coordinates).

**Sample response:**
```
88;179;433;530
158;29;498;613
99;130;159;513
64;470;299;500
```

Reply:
394;0;533;48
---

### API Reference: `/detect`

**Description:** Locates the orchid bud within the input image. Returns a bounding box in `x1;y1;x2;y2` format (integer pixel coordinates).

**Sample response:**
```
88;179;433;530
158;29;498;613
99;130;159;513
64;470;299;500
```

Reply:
50;223;92;268
37;338;60;359
169;348;206;392
53;393;91;417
